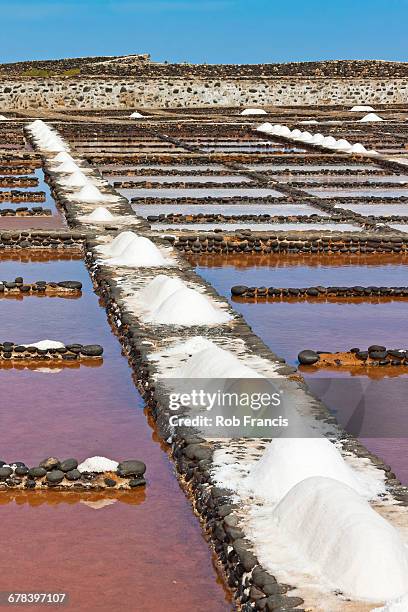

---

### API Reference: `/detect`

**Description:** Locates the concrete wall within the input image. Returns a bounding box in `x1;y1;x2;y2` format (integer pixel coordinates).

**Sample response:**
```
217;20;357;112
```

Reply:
0;76;407;109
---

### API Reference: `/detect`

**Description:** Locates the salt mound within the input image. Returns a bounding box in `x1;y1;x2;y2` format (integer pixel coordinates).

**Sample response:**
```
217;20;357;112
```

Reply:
290;129;302;139
321;136;337;147
96;231;137;256
311;133;324;144
77;456;118;473
373;594;408;611
135;275;185;313
130;111;145;118
55;160;82;174
53;151;74;164
76;184;105;202
256;122;273;133
360;113;384;122
152;336;215;360
276;125;291;137
146;288;231;325
0;115;8;120
24;340;65;350
83;207;116;222
106;236;168;267
350;105;375;112
272;477;408;601
330;138;352;151
241;108;267;115
59;172;90;188
349;142;368;153
298;131;314;142
176;343;261;379
245;438;377;502
299;119;318;124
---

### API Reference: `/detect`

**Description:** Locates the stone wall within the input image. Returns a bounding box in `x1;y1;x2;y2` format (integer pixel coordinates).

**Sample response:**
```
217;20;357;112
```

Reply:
0;76;407;110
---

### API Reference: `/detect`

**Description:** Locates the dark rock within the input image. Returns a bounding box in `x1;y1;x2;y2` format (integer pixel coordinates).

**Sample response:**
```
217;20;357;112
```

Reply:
117;460;146;477
368;345;386;352
15;466;29;476
25;479;36;489
0;467;13;479
128;477;146;488
298;350;319;365
28;466;47;478
231;285;248;296
183;444;212;461
65;469;81;481
369;350;387;360
40;457;61;471
60;458;78;472
80;344;104;357
265;595;304;610
104;478;117;487
57;281;82;290
46;470;65;484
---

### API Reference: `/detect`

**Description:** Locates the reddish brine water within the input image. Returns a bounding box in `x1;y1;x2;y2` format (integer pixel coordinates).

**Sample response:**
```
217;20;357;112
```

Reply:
0;255;231;611
189;253;408;484
0;169;66;230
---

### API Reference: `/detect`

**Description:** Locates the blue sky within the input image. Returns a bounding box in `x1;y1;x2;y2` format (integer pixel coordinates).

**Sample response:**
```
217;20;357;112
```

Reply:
0;0;406;64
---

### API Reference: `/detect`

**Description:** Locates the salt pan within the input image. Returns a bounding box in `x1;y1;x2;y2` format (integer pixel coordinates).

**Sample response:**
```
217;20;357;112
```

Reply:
271;477;408;601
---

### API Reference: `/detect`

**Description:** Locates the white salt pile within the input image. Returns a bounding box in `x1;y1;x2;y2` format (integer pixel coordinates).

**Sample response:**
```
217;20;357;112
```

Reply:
77;456;119;473
80;207;116;222
350;105;375;112
145;287;232;325
373;594;408;611
271;477;408;601
58;172;91;188
245;438;383;502
105;235;168;267
349;142;368;153
76;184;105;202
360;113;384;122
256;122;273;133
55;160;82;174
241;108;267;115
176;343;260;379
0;115;8;120
130;111;145;118
299;119;318;124
135;275;185;313
52;151;75;164
96;231;137;257
311;133;325;144
23;340;65;350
